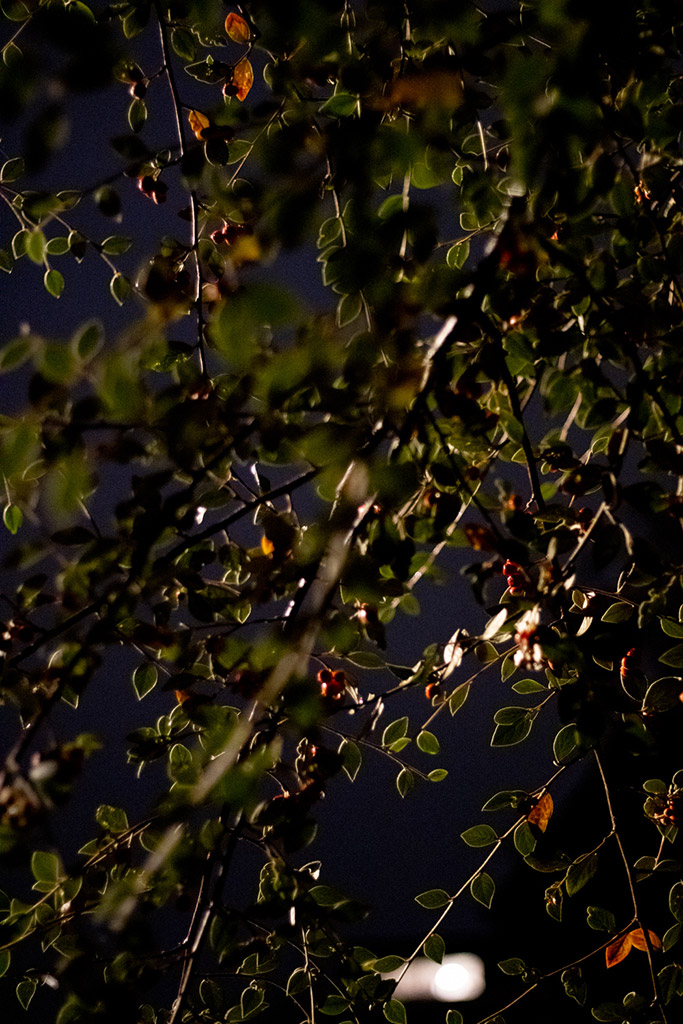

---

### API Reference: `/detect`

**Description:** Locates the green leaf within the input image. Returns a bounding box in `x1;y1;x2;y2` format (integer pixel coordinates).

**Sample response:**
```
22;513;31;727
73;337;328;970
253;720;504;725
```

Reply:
0;157;24;182
663;923;680;952
491;711;534;747
171;26;196;60
320;93;358;118
642;676;682;713
566;852;597;896
43;268;65;298
133;663;158;700
513;821;536;857
446;239;470;269
461;824;498;847
661;617;683;639
396;768;414;798
446;1011;463;1024
100;235;132;255
601;602;633;623
31;850;62;884
561;966;586;1006
46;236;71;255
336;293;363;328
110;272;131;305
424;933;445;963
373;955;405;972
346;650;386;668
320;994;349;1015
382;717;409;747
512;678;546;694
428;769;448;782
0;950;9;978
470;871;495;908
586;905;615;931
415;888;450;909
669;880;683;923
3;503;22;534
128;97;147;133
498;957;526;975
383;999;406;1024
26;230;46;264
16;977;37;1010
659;644;683;668
553;724;585;764
339;738;361;781
95;804;129;833
416;730;440;755
448;683;470;714
72;320;104;360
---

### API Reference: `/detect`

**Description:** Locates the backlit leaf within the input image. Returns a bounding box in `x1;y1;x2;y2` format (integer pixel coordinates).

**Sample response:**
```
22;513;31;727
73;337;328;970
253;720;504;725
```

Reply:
527;793;553;832
233;59;253;101
225;12;250;43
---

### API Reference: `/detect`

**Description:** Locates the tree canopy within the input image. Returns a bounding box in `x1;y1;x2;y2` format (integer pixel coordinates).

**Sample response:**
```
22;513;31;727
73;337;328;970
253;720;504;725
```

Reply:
1;0;683;1022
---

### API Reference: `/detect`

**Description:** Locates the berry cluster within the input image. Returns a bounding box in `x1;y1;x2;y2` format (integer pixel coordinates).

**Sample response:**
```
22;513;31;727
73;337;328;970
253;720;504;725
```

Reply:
137;175;167;204
502;559;525;596
317;668;346;701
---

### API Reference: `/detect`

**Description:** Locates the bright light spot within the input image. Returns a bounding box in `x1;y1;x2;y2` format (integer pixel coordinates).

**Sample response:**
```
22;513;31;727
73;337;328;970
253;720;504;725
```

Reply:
432;955;485;1001
389;954;485;1003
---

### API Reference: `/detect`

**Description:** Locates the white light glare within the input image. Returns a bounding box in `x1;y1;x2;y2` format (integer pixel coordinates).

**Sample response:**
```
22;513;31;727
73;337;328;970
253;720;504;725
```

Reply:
389;953;485;1003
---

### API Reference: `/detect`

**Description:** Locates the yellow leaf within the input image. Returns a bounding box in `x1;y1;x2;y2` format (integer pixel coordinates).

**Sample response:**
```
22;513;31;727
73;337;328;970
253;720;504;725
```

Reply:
225;11;250;44
188;109;210;141
605;932;633;968
234;58;253;101
261;535;274;556
527;792;553;833
630;927;662;952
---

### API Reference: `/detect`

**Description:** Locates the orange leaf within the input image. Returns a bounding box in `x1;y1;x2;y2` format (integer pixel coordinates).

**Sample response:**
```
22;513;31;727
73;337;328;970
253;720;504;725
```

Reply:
233;58;253;101
605;932;633;968
527;792;553;833
188;109;210;141
225;11;251;44
630;927;662;952
261;535;274;556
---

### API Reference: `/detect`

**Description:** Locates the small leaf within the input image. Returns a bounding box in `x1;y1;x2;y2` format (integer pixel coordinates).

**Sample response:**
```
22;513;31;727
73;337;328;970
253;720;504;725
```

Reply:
3;503;22;534
659;644;683;668
470;872;495;909
428;769;448;782
383;998;406;1024
448;683;470;714
339;738;361;781
233;59;253;101
16;977;37;1010
415;888;450;909
586;905;616;932
382;717;409;747
336;292;363;328
663;923;680;951
461;824;498;848
553;724;585;764
446;1013;463;1024
396;768;414;798
128;97;147;133
346;650;386;668
416;730;440;755
527;793;553;832
320;93;358;118
513;821;536;856
171;26;196;60
110;272;131;305
566;852;597;896
188;108;210;140
95;804;129;834
26;230;46;264
561;966;586;1006
133;663;158;700
601;602;633;623
225;11;251;43
669;880;683;922
1;157;24;182
642;676;682;714
498;957;526;975
373;955;405;973
43;268;65;298
446;239;470;269
31;849;61;884
0;950;9;978
660;617;683;638
512;678;546;694
491;713;534;747
100;235;132;255
424;933;445;963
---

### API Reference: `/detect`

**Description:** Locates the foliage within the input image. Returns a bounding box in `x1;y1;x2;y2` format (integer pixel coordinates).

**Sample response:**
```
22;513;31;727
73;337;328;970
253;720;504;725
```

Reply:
0;0;683;1022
